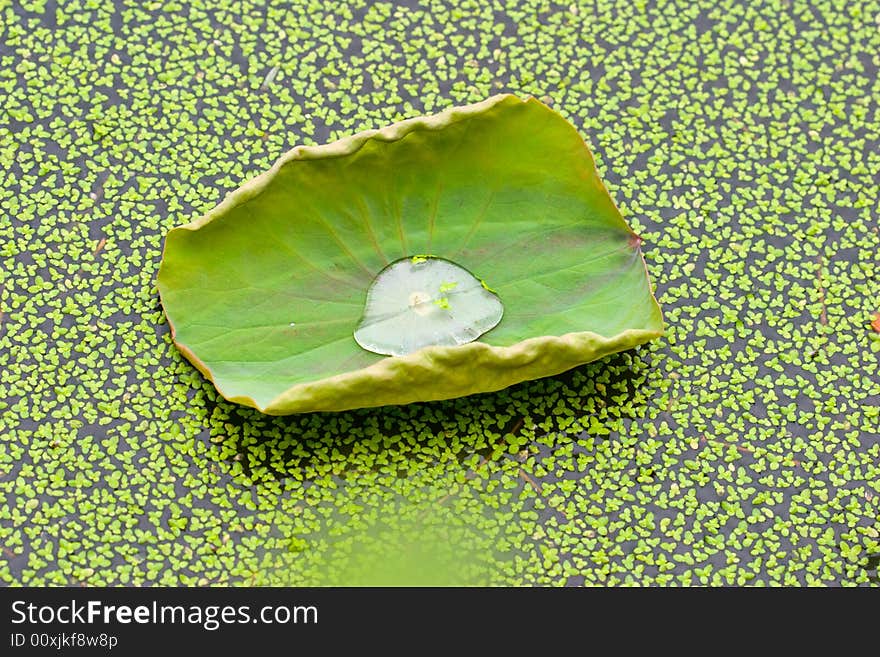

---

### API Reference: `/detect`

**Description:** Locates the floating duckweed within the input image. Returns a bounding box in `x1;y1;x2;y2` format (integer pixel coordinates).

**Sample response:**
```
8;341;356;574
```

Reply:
1;0;877;588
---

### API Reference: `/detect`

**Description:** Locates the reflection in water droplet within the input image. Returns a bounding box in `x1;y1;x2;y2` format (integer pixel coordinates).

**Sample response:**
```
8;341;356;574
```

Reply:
354;256;503;357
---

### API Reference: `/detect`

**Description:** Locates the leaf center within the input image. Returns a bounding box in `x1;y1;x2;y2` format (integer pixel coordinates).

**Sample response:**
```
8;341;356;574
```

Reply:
354;256;504;357
408;290;434;316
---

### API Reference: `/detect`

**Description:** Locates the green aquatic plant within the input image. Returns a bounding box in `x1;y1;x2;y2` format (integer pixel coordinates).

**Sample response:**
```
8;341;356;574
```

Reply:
157;95;663;413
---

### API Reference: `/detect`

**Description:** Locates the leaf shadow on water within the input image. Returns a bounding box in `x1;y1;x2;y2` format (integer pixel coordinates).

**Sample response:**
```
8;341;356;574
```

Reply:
193;347;658;585
201;350;654;478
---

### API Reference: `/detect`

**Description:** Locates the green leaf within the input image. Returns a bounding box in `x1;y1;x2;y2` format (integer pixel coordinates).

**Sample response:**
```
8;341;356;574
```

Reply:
157;95;663;413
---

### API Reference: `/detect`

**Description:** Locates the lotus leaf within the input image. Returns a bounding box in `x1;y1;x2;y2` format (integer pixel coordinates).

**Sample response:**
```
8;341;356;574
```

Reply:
157;94;663;414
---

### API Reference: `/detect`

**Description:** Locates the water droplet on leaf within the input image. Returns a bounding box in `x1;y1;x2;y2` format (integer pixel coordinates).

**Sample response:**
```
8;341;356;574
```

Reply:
354;256;503;356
